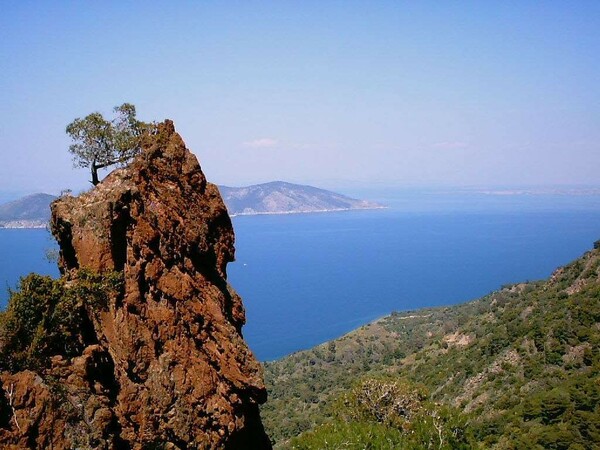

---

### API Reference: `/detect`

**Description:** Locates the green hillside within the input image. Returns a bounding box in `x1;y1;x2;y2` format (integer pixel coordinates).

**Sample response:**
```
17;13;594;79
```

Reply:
261;241;600;449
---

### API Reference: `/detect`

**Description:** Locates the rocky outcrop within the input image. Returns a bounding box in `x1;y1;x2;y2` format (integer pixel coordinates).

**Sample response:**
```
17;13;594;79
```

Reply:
0;121;271;449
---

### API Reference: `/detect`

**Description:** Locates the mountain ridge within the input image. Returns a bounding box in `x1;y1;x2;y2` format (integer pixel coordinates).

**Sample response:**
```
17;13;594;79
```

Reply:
0;183;383;228
219;181;383;216
0;193;56;228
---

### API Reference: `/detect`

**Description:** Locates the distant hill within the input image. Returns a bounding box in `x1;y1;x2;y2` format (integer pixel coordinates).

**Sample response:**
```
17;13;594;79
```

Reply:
218;181;383;216
0;183;382;228
262;241;600;448
0;193;56;228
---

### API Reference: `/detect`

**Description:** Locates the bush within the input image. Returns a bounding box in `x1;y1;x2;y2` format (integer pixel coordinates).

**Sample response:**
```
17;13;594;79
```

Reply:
0;270;123;372
290;421;406;449
291;377;476;450
338;377;426;427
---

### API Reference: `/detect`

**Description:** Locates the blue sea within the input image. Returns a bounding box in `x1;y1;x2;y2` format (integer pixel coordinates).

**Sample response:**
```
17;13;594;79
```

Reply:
1;191;600;361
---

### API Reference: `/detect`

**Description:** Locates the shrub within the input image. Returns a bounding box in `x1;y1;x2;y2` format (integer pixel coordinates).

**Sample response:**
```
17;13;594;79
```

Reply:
291;377;476;450
337;377;426;427
0;270;123;372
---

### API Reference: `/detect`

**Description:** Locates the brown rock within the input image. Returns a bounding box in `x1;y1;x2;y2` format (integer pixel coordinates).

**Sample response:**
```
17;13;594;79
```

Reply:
0;121;270;449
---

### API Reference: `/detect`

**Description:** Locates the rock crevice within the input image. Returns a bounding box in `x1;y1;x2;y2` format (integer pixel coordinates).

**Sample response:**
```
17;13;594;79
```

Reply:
0;120;270;449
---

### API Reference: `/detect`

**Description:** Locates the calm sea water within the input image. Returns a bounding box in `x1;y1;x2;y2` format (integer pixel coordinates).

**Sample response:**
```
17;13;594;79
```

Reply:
1;193;599;360
0;228;59;297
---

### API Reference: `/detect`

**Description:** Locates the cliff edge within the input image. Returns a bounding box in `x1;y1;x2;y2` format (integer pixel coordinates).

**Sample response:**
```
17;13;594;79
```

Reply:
0;121;271;449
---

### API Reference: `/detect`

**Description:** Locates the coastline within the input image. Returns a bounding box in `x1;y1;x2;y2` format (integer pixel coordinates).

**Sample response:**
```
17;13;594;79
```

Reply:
0;206;387;228
0;221;48;229
229;205;387;218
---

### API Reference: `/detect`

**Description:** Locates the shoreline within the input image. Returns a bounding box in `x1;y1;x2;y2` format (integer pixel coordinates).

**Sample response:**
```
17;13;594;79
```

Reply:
0;221;48;230
0;206;388;229
229;205;387;218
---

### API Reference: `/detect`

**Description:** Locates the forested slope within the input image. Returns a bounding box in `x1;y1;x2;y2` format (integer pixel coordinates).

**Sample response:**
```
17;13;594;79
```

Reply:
262;241;600;449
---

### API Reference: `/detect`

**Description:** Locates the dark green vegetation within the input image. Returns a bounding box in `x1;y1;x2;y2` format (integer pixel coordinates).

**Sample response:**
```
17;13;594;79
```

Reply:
0;270;123;372
288;377;474;449
66;103;153;185
262;242;600;449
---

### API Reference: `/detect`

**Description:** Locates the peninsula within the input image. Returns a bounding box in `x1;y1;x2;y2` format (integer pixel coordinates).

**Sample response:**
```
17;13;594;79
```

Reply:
0;183;383;228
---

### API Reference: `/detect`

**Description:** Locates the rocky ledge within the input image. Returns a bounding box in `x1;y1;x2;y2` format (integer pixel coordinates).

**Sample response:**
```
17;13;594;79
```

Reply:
0;121;271;449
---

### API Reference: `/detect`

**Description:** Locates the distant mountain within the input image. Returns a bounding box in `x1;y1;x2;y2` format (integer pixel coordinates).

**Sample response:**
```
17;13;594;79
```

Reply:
0;182;382;228
0;193;56;228
218;181;383;216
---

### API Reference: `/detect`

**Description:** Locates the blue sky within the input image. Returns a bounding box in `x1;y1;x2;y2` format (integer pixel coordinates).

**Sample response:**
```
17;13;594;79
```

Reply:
1;1;599;195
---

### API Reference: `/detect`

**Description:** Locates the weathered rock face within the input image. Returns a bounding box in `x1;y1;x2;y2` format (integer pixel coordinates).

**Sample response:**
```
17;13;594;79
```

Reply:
0;121;271;449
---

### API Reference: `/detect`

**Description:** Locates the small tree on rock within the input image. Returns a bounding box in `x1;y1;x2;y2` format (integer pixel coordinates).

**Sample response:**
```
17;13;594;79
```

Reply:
66;103;153;185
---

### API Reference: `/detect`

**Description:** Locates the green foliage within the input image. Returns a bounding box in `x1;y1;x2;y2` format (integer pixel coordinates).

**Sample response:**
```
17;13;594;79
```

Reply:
337;377;427;427
289;421;406;449
74;268;124;311
0;270;123;371
510;373;600;448
66;103;154;185
263;243;600;449
291;377;474;450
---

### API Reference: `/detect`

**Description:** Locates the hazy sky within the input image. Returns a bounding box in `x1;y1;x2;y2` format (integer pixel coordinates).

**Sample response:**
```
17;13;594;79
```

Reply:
1;1;599;195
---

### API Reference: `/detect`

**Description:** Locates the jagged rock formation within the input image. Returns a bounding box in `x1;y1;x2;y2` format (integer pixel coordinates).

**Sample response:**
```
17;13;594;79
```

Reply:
0;121;271;449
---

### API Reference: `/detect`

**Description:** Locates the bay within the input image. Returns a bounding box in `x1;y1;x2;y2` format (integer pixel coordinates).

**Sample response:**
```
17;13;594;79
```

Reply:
1;192;599;361
232;207;600;360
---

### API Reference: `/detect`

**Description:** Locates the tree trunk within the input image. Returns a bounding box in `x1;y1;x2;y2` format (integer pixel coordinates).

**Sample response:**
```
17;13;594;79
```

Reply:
91;164;100;185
